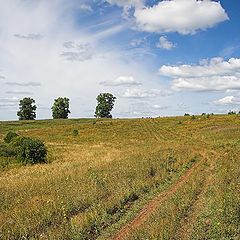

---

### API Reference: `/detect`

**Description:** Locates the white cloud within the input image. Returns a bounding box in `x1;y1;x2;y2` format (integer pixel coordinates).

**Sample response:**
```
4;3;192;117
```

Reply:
61;43;93;62
0;0;163;120
156;36;175;50
79;4;93;13
213;96;240;105
122;88;169;98
5;82;41;87
171;76;240;92
134;0;228;34
159;57;240;92
152;104;168;110
6;90;33;95
130;38;144;47
0;97;20;108
106;0;144;7
14;33;43;40
160;58;240;78
100;76;141;86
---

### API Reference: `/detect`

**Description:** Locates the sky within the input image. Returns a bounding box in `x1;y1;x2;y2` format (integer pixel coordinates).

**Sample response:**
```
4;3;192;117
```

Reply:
0;0;240;120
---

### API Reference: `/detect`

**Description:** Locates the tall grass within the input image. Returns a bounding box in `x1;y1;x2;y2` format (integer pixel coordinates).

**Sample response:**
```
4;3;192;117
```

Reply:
0;115;239;239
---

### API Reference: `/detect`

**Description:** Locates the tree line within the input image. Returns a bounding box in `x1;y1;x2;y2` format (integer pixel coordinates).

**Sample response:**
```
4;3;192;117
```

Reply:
17;93;116;120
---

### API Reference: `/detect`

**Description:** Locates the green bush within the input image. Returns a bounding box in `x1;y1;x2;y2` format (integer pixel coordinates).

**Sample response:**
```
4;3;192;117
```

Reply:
4;131;19;143
0;143;17;157
72;129;79;137
17;138;47;165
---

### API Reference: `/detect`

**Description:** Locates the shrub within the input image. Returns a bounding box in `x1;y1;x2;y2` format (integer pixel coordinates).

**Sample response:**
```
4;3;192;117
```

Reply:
17;138;47;165
72;129;79;137
0;143;17;157
4;131;19;144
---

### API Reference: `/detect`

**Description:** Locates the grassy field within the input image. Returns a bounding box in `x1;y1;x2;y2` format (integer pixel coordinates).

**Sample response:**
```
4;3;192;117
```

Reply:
0;115;239;239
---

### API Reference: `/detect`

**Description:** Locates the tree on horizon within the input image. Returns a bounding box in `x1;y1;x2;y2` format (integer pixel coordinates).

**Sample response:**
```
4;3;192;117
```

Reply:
17;97;37;120
95;93;116;118
51;97;70;119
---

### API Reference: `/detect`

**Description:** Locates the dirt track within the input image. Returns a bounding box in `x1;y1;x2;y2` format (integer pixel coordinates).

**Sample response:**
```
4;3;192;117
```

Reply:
111;158;205;240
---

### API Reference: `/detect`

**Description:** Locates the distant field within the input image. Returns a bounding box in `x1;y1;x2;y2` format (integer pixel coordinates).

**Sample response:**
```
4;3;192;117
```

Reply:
0;115;239;239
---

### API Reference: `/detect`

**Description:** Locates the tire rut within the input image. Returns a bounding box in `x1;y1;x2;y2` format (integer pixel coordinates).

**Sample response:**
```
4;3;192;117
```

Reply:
174;151;217;240
110;157;205;240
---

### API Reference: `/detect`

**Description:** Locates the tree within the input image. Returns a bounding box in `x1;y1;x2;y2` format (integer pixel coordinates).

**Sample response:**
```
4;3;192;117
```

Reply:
17;97;37;120
95;93;116;118
52;97;70;119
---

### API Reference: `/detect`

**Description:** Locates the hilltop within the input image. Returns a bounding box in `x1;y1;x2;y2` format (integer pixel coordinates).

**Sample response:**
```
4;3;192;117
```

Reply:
0;115;239;239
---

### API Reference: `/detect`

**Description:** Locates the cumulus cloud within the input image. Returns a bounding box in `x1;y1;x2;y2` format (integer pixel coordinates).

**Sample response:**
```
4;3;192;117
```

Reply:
14;33;43;40
122;88;169;98
100;76;141;86
159;57;240;92
172;76;240;92
213;96;240;105
156;36;175;50
134;0;228;34
160;58;240;78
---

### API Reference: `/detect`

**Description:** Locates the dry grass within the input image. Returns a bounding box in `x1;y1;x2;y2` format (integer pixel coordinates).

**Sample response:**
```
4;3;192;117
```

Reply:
0;115;239;239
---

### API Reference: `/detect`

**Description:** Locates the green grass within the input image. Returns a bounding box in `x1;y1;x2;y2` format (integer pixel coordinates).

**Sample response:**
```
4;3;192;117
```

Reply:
0;115;239;239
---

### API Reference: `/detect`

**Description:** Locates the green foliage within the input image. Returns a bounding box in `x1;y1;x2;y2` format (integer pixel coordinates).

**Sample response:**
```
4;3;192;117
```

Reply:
72;129;79;137
52;97;70;119
0;143;17;157
191;115;196;120
17;138;47;165
0;116;239;239
184;113;190;116
95;93;116;118
121;192;139;206
17;97;37;120
228;110;236;115
4;131;19;143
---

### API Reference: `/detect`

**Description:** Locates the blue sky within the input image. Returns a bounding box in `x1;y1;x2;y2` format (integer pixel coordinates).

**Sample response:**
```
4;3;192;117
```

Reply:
0;0;240;120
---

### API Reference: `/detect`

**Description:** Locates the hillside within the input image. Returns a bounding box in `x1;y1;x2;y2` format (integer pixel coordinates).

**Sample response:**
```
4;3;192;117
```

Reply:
0;115;239;239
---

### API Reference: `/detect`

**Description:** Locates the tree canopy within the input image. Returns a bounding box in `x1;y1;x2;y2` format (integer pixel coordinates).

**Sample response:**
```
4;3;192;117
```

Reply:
95;93;116;118
51;97;70;119
17;97;37;120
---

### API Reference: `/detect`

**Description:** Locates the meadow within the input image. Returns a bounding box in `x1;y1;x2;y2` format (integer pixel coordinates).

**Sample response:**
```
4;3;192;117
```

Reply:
0;115;239;239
